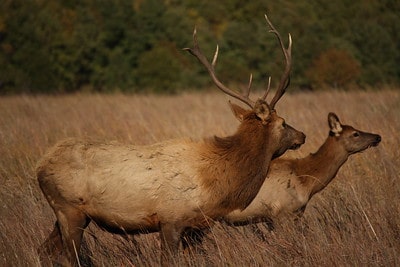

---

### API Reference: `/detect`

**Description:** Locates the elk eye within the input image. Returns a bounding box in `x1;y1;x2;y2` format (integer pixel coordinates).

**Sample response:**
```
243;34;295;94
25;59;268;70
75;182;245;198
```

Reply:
353;132;360;137
282;122;287;128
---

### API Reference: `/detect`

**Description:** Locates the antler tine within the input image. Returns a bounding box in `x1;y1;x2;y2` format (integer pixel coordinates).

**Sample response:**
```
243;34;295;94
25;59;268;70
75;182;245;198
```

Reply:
261;76;272;101
212;45;219;68
243;73;253;98
183;28;255;109
264;14;292;110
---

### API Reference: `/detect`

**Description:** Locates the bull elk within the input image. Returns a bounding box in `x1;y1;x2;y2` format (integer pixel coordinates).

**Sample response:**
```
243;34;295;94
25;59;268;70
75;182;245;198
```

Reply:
222;112;381;227
36;14;305;266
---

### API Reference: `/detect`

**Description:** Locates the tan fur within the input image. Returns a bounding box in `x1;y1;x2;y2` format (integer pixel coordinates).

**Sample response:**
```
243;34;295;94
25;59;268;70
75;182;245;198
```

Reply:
37;104;305;265
223;112;381;225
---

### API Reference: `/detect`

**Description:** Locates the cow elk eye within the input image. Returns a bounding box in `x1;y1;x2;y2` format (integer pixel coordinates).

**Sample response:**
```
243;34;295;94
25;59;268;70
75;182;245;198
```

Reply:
353;132;360;137
282;122;287;128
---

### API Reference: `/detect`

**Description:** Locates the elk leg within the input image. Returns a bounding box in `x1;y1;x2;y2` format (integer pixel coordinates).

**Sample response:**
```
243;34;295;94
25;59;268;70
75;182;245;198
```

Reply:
38;222;63;266
56;205;90;267
159;222;182;265
293;205;308;233
181;228;207;254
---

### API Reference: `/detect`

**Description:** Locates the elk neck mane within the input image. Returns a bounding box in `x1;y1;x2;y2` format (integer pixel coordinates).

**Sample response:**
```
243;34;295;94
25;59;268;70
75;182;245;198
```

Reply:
198;112;273;213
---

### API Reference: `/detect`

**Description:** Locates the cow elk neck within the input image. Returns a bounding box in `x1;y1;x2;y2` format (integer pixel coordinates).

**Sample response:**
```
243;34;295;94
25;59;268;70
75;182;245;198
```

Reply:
294;112;381;197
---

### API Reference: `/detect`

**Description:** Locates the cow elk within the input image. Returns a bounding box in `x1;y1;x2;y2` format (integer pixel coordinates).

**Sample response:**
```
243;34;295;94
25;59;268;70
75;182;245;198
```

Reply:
222;112;381;227
36;14;305;266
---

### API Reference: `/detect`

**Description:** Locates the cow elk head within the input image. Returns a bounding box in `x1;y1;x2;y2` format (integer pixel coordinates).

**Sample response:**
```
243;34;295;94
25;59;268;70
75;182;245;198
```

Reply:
328;112;381;154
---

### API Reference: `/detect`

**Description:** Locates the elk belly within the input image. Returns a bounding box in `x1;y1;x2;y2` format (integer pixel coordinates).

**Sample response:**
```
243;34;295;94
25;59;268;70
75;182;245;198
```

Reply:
83;205;161;233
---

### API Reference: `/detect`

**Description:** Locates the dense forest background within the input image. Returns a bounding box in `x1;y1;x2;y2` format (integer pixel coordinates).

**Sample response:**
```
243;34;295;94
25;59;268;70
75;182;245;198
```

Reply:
0;0;399;94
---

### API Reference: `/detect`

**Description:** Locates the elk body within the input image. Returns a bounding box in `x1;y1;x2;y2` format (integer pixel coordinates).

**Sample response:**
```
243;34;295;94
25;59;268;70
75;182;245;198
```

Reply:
222;112;381;226
37;15;305;266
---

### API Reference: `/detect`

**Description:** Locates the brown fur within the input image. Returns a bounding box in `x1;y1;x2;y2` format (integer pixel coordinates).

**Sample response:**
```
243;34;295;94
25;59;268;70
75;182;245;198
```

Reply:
37;102;305;266
199;112;275;213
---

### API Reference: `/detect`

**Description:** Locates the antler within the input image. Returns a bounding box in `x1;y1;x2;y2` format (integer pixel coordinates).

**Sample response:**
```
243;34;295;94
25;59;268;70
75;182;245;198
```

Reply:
264;14;292;110
184;14;292;111
183;28;256;109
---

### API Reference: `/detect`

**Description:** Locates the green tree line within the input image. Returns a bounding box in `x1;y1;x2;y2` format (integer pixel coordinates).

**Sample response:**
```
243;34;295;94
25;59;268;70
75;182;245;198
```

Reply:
0;0;399;94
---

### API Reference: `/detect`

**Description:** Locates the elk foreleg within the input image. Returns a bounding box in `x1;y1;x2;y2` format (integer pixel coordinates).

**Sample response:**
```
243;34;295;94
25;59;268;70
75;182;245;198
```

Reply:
159;222;183;265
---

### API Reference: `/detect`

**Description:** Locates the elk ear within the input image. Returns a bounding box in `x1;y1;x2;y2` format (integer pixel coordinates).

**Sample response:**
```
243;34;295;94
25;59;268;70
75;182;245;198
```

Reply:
254;99;271;124
229;101;247;122
328;112;343;136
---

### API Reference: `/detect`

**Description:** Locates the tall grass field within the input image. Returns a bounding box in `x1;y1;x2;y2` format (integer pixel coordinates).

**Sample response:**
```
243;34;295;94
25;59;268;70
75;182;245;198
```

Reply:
0;89;399;266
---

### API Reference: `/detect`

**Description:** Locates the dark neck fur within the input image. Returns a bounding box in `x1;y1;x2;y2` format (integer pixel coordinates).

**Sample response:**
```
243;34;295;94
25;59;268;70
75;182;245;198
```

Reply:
200;114;274;215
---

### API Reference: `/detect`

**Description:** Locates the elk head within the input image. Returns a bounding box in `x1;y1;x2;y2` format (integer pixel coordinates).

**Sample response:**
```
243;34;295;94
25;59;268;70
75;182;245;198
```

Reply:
184;14;305;157
229;100;304;159
328;112;381;154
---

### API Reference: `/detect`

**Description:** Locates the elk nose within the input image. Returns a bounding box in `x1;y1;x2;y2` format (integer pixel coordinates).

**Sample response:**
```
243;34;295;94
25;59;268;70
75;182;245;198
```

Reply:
292;132;306;150
372;134;381;146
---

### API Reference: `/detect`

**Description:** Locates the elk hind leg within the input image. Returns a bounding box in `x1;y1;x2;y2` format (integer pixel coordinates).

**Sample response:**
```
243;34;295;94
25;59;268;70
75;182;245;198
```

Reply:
38;221;64;264
55;205;90;266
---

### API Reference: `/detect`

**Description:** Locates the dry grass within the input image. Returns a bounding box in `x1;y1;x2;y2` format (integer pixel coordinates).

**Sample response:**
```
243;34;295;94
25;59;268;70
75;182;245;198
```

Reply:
0;89;399;266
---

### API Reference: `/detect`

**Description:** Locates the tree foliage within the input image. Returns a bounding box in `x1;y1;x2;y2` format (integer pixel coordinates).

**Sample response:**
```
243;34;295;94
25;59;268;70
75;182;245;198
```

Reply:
306;48;360;89
0;0;399;94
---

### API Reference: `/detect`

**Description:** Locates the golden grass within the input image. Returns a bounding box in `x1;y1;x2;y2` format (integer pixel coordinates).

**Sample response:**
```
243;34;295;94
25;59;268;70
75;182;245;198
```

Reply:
0;89;399;266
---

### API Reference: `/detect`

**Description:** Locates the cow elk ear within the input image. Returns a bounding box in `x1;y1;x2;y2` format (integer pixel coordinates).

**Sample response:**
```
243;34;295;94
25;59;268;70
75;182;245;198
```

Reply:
254;99;271;124
328;112;343;136
229;101;247;122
